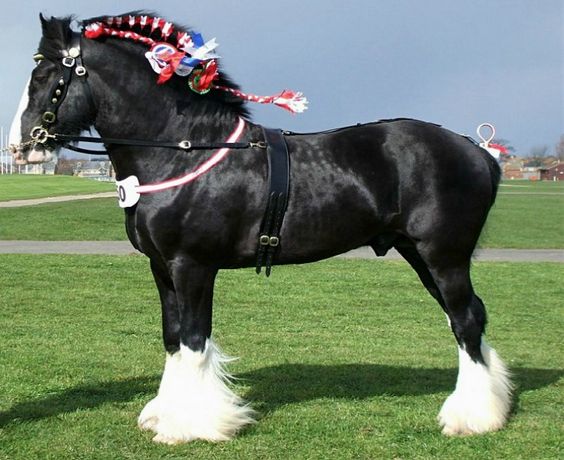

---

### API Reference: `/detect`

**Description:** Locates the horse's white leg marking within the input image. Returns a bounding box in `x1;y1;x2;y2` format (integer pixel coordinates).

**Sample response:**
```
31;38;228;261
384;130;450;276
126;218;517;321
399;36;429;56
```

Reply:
138;338;254;444
438;340;512;435
9;77;30;147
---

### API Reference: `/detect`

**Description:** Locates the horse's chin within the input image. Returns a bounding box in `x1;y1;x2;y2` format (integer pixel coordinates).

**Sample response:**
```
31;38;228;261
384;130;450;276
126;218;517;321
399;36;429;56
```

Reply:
18;146;58;165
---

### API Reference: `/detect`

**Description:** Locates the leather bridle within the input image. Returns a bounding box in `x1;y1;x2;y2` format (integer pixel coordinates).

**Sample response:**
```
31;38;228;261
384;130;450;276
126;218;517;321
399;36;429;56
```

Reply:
24;32;265;156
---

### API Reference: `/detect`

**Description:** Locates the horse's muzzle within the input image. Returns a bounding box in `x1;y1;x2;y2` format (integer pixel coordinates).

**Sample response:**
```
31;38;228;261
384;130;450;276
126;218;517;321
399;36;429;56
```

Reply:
11;145;54;165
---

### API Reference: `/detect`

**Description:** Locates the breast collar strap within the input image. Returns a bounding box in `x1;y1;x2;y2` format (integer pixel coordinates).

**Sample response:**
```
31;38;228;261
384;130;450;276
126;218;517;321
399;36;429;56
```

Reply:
115;117;248;208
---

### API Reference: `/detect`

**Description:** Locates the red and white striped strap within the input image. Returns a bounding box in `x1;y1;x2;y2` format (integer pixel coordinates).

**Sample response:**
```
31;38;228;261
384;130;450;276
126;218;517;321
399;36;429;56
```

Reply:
115;117;246;208
213;86;308;114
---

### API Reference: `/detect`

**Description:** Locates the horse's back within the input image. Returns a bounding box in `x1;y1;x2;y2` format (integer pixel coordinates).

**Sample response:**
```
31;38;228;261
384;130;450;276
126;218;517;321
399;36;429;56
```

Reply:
278;119;499;262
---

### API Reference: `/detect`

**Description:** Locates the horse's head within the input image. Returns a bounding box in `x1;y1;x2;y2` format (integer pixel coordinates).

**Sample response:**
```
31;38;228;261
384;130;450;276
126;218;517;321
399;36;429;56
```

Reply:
9;12;306;165
10;15;95;164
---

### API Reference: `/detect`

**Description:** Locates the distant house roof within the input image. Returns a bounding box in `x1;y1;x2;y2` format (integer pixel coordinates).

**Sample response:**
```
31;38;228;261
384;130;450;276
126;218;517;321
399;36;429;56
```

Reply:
539;162;563;172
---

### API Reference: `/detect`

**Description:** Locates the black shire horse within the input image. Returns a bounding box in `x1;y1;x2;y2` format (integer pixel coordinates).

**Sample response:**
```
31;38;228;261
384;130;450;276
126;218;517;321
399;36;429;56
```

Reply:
10;13;512;444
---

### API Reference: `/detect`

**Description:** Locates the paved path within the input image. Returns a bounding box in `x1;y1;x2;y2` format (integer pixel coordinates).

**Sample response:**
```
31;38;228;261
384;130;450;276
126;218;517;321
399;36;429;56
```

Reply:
0;192;115;208
1;190;561;208
0;241;562;262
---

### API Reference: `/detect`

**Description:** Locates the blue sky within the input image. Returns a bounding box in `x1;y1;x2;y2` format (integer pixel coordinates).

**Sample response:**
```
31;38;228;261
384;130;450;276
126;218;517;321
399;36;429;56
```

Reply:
1;1;562;156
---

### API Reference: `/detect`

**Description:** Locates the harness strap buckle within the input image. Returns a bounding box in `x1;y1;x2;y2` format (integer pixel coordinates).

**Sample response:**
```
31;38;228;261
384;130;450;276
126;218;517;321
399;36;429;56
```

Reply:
62;57;76;68
259;235;270;246
75;66;87;76
178;140;192;150
250;141;267;149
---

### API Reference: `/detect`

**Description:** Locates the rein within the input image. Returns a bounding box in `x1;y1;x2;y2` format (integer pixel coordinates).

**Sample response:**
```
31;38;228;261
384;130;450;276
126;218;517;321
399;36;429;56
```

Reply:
52;133;265;155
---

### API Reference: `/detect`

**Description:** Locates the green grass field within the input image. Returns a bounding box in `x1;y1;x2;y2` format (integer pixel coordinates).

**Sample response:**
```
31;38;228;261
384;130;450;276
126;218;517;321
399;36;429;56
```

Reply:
480;193;564;248
499;180;564;193
0;198;124;240
0;178;562;248
0;175;114;201
0;256;562;459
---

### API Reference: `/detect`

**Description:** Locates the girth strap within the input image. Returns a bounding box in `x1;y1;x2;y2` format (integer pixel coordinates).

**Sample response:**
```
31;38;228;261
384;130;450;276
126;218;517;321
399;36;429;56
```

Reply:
256;128;290;277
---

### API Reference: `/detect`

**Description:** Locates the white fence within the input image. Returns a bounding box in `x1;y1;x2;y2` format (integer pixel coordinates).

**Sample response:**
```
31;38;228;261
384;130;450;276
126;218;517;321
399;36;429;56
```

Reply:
0;126;14;174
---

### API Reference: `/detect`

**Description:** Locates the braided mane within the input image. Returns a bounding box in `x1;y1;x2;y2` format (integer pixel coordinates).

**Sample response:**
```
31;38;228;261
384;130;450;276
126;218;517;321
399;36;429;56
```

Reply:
83;12;197;54
38;12;306;117
83;12;307;114
82;11;250;113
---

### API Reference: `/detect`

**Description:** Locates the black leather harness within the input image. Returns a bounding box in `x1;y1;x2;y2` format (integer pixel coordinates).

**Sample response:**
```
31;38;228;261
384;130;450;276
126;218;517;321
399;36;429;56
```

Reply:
256;128;290;277
28;33;292;277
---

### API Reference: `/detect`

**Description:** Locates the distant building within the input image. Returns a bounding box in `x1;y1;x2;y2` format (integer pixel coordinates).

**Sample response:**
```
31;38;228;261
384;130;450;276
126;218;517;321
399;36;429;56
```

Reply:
502;159;524;179
521;167;540;181
539;162;564;181
74;160;114;181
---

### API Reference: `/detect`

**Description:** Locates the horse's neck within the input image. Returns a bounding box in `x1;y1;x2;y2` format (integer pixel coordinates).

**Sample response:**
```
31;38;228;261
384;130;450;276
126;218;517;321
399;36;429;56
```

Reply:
87;41;239;137
94;103;244;182
86;46;244;179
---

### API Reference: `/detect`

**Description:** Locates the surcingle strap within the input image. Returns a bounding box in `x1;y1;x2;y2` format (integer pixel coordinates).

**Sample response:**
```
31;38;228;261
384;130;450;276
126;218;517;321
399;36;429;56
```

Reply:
256;128;290;277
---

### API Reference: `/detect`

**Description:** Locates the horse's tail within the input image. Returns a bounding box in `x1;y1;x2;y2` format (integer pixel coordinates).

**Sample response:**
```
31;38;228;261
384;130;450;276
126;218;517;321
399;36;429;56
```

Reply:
481;150;502;207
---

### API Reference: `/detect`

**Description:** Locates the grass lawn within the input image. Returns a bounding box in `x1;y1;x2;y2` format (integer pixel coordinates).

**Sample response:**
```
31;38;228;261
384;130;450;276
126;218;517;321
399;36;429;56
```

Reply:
499;179;564;193
479;193;564;248
0;257;562;459
0;198;124;241
0;175;114;201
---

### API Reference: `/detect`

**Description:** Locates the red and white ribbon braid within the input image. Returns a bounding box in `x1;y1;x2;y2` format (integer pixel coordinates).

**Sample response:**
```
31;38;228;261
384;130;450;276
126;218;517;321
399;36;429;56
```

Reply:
85;16;176;46
213;85;308;114
84;22;156;47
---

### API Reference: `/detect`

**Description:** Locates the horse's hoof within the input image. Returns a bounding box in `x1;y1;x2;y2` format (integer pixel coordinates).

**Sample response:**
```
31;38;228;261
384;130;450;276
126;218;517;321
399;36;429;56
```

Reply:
152;432;191;445
137;397;160;432
138;415;159;432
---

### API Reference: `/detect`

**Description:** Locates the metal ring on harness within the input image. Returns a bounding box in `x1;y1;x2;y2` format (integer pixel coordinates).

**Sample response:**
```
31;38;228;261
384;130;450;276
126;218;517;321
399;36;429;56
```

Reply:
62;57;76;68
42;111;57;124
29;126;52;144
178;140;192;150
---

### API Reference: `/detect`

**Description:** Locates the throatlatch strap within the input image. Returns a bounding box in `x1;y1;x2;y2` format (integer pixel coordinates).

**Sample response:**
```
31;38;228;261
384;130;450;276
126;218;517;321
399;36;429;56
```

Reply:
256;128;290;277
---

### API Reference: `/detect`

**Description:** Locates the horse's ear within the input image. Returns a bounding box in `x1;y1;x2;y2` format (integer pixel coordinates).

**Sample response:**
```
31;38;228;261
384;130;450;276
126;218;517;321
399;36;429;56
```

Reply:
39;13;48;31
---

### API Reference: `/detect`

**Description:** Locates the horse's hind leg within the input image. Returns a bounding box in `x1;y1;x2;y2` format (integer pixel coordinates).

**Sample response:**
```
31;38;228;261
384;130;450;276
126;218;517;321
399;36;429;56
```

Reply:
421;254;512;435
138;258;253;444
391;237;446;309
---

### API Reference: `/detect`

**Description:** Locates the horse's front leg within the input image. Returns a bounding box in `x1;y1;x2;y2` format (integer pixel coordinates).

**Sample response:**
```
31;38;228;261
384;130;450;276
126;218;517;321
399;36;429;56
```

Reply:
138;257;254;444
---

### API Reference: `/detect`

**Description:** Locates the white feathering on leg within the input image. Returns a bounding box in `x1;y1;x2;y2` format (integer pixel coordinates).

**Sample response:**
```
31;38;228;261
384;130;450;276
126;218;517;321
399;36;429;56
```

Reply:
438;340;513;435
138;338;254;444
